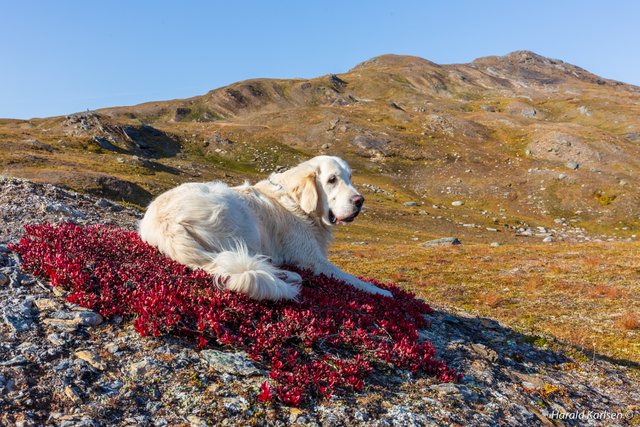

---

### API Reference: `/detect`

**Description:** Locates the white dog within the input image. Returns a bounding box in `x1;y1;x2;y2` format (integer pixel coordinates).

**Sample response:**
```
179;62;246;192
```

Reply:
138;155;392;300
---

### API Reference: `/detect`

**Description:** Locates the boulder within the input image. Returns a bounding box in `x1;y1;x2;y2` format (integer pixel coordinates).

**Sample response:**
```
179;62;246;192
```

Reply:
422;237;462;246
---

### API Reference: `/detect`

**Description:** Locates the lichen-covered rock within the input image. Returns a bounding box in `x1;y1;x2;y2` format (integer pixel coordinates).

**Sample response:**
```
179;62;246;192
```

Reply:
200;350;262;376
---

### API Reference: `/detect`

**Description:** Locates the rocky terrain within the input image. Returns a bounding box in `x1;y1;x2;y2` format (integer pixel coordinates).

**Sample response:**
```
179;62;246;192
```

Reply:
1;180;639;426
1;51;640;425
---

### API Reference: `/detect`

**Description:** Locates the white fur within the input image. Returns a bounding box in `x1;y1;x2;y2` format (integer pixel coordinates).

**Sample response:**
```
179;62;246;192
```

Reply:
138;156;392;300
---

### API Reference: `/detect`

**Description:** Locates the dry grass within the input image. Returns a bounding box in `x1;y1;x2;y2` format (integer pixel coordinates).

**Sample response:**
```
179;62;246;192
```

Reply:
479;291;505;308
616;312;640;331
524;276;545;293
331;233;640;368
587;284;625;299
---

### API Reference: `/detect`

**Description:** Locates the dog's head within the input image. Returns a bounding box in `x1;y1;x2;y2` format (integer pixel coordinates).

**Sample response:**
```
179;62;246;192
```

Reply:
271;156;364;226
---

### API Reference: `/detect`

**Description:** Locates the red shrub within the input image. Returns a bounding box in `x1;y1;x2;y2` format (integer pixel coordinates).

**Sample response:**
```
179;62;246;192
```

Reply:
11;223;460;405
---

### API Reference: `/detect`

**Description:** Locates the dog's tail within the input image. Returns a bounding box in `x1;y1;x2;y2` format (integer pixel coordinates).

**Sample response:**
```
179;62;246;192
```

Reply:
200;244;301;301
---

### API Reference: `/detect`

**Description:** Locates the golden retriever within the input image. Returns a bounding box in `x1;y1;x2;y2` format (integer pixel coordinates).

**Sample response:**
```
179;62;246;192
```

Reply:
138;155;392;300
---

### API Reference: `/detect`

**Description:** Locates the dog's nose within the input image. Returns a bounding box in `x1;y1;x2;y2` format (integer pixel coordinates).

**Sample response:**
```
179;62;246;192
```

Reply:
353;195;365;210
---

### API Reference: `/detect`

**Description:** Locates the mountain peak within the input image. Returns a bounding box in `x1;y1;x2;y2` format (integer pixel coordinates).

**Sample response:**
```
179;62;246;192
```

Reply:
469;50;623;87
472;50;565;67
351;54;438;71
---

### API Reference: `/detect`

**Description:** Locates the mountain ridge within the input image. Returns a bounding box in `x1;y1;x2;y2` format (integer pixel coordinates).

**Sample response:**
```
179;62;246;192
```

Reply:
94;50;637;120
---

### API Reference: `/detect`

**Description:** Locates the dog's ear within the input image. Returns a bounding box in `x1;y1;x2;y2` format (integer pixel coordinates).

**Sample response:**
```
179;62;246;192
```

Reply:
270;164;320;215
293;172;318;214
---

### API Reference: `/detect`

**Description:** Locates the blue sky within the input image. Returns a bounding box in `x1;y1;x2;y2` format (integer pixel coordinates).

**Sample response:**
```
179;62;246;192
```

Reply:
2;0;638;119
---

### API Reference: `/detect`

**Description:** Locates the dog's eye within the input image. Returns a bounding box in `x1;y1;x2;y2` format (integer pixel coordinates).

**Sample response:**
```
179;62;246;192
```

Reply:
327;175;337;184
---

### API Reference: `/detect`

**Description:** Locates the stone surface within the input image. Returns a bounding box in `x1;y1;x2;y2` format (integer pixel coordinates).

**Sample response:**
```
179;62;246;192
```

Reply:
2;300;34;332
421;237;462;246
565;161;579;170
75;350;107;371
200;350;261;376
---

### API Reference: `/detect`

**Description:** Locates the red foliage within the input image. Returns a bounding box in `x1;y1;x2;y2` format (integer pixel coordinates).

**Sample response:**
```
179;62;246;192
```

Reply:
257;381;273;402
11;223;461;405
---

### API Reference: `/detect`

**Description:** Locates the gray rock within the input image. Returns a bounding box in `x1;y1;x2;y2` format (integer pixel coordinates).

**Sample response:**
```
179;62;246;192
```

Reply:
127;359;156;378
624;131;640;142
99;380;123;396
470;343;498;362
42;318;78;332
354;410;370;422
351;135;387;153
385;405;429;426
219;373;235;383
490;242;501;247
43;203;86;219
200;350;261;376
223;396;249;414
0;374;15;392
93;136;118;151
48;310;74;320
577;106;591;116
47;333;67;346
94;198;112;208
422;237;461;247
0;355;27;366
3;299;34;332
20;275;37;286
565;161;579;170
430;383;460;396
403;201;417;207
0;273;8;286
451;200;464;206
73;311;104;326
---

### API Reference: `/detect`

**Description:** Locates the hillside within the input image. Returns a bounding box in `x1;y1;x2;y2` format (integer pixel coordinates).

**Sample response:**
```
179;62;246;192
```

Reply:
1;50;640;244
1;51;640;425
1;177;639;426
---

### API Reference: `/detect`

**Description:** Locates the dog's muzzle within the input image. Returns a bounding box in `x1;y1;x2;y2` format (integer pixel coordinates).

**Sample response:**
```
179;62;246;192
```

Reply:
329;209;360;224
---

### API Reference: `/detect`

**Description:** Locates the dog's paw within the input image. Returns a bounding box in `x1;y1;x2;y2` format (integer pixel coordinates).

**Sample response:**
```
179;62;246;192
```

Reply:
351;278;394;298
276;270;303;284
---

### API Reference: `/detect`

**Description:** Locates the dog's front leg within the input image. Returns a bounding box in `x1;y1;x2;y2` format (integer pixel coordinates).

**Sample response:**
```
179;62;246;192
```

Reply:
314;259;393;298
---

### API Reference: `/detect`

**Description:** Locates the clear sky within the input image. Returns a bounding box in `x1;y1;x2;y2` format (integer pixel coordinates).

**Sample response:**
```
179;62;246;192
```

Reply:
2;0;638;119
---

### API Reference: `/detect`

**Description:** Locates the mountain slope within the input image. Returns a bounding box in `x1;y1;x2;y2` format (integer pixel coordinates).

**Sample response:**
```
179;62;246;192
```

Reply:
1;51;640;243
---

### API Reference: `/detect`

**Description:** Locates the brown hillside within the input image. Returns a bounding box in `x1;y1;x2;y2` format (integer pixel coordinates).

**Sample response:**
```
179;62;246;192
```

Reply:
2;50;640;243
